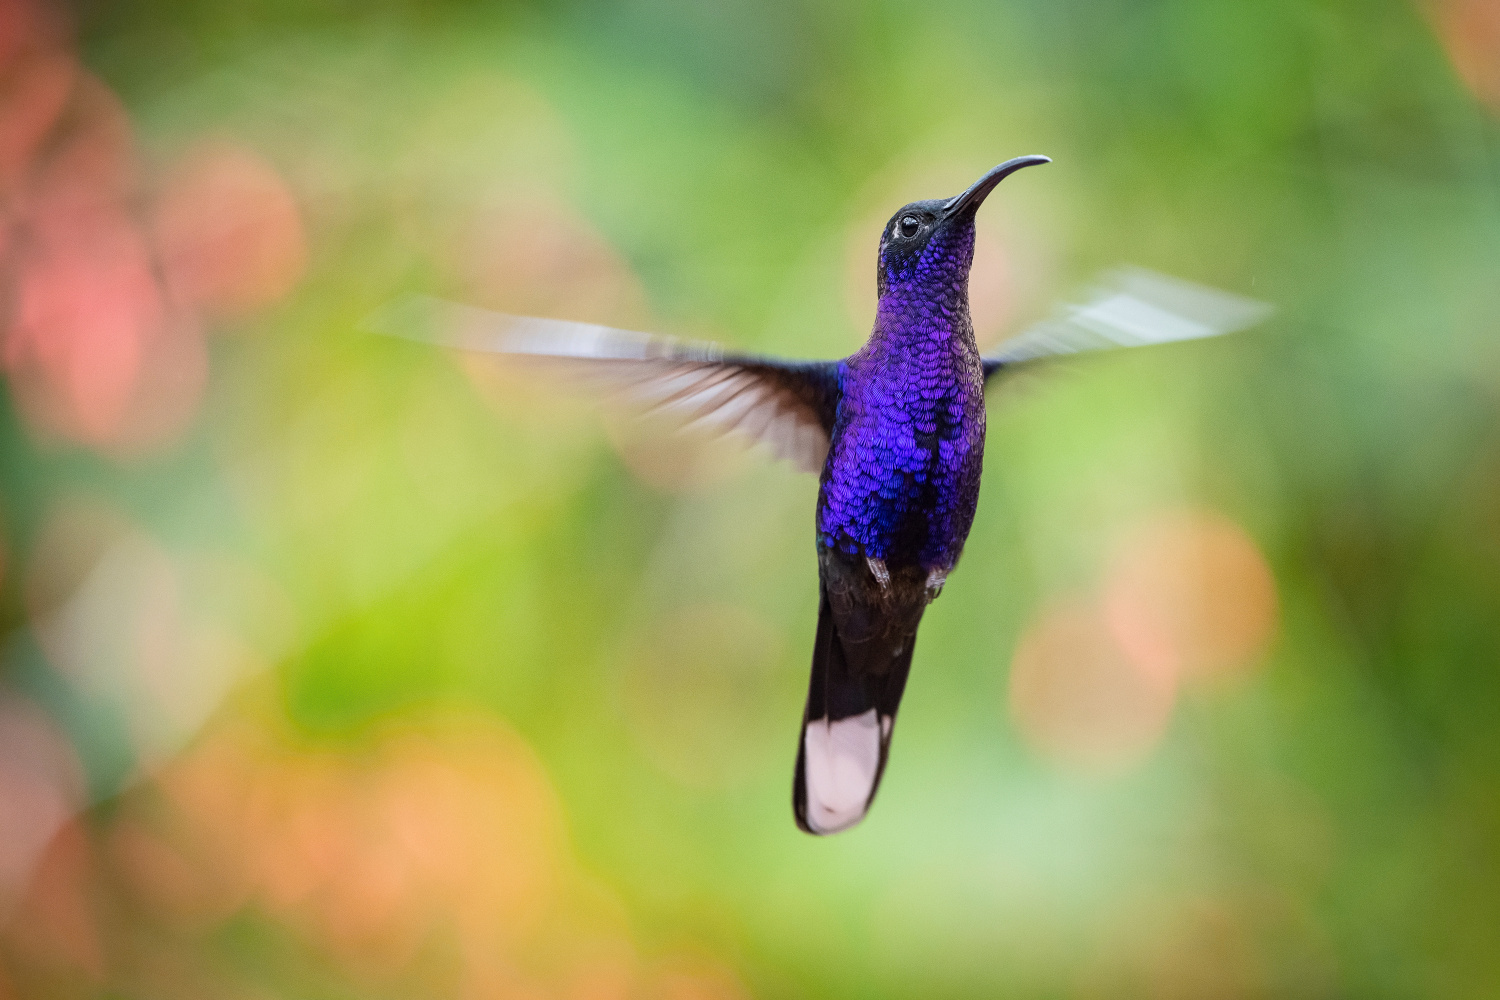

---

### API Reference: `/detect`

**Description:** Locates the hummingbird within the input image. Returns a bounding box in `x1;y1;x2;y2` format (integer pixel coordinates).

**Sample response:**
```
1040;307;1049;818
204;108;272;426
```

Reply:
368;156;1269;834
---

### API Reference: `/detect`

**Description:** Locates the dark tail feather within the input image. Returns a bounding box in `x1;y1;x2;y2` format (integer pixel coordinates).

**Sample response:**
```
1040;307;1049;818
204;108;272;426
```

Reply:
793;583;919;835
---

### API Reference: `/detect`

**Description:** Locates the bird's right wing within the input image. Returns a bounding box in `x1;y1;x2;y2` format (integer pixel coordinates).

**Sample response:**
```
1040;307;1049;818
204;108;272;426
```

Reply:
363;295;842;474
982;267;1273;380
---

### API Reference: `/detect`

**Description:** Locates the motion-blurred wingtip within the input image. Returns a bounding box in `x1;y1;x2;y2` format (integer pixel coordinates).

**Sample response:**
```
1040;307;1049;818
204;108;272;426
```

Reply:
985;266;1275;368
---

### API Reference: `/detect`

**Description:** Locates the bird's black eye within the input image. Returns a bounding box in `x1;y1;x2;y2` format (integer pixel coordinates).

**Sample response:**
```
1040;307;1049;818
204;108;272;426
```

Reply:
898;215;921;238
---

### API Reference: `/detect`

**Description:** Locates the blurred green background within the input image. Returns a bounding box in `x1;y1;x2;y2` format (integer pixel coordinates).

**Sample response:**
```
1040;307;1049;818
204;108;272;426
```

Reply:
2;0;1500;996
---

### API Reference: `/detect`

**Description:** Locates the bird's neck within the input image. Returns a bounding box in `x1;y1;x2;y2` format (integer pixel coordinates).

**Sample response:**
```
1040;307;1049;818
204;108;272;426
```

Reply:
868;278;977;359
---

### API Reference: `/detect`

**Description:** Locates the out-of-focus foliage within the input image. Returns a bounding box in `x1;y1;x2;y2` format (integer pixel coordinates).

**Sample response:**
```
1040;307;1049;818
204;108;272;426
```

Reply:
1;0;1499;996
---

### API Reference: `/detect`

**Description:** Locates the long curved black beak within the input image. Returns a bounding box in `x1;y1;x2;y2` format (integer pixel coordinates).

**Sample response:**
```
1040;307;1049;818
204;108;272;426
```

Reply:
942;155;1051;218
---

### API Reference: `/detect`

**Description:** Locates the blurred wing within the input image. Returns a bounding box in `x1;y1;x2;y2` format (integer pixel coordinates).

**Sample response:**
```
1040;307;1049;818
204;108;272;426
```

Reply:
982;267;1273;380
363;294;842;474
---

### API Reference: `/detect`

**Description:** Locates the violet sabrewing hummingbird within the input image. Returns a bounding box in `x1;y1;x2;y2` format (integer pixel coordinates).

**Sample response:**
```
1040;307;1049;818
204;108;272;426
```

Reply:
791;155;1051;832
367;155;1270;835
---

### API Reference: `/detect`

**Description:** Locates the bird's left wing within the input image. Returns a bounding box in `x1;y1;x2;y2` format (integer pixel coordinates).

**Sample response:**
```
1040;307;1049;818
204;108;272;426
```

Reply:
363;294;842;474
982;267;1273;381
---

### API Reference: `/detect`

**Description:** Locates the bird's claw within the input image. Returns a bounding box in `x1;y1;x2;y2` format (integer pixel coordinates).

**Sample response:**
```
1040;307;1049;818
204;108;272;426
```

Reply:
925;568;946;600
867;557;891;590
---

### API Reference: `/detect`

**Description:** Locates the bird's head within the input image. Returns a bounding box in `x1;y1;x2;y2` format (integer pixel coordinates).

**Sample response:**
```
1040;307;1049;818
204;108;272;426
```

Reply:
875;155;1050;302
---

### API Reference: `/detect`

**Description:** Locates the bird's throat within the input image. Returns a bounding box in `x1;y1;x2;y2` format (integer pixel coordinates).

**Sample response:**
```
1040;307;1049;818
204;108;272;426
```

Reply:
871;285;979;358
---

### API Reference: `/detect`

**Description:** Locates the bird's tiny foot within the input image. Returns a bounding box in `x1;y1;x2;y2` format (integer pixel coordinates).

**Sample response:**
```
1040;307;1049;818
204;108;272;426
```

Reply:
867;557;891;590
925;568;947;600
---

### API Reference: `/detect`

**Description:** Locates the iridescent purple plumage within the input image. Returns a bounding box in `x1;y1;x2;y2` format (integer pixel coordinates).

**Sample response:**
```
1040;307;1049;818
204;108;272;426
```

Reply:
817;216;986;571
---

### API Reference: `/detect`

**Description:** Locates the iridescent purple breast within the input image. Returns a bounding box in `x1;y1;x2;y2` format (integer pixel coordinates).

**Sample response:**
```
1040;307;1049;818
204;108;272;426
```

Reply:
815;310;986;570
